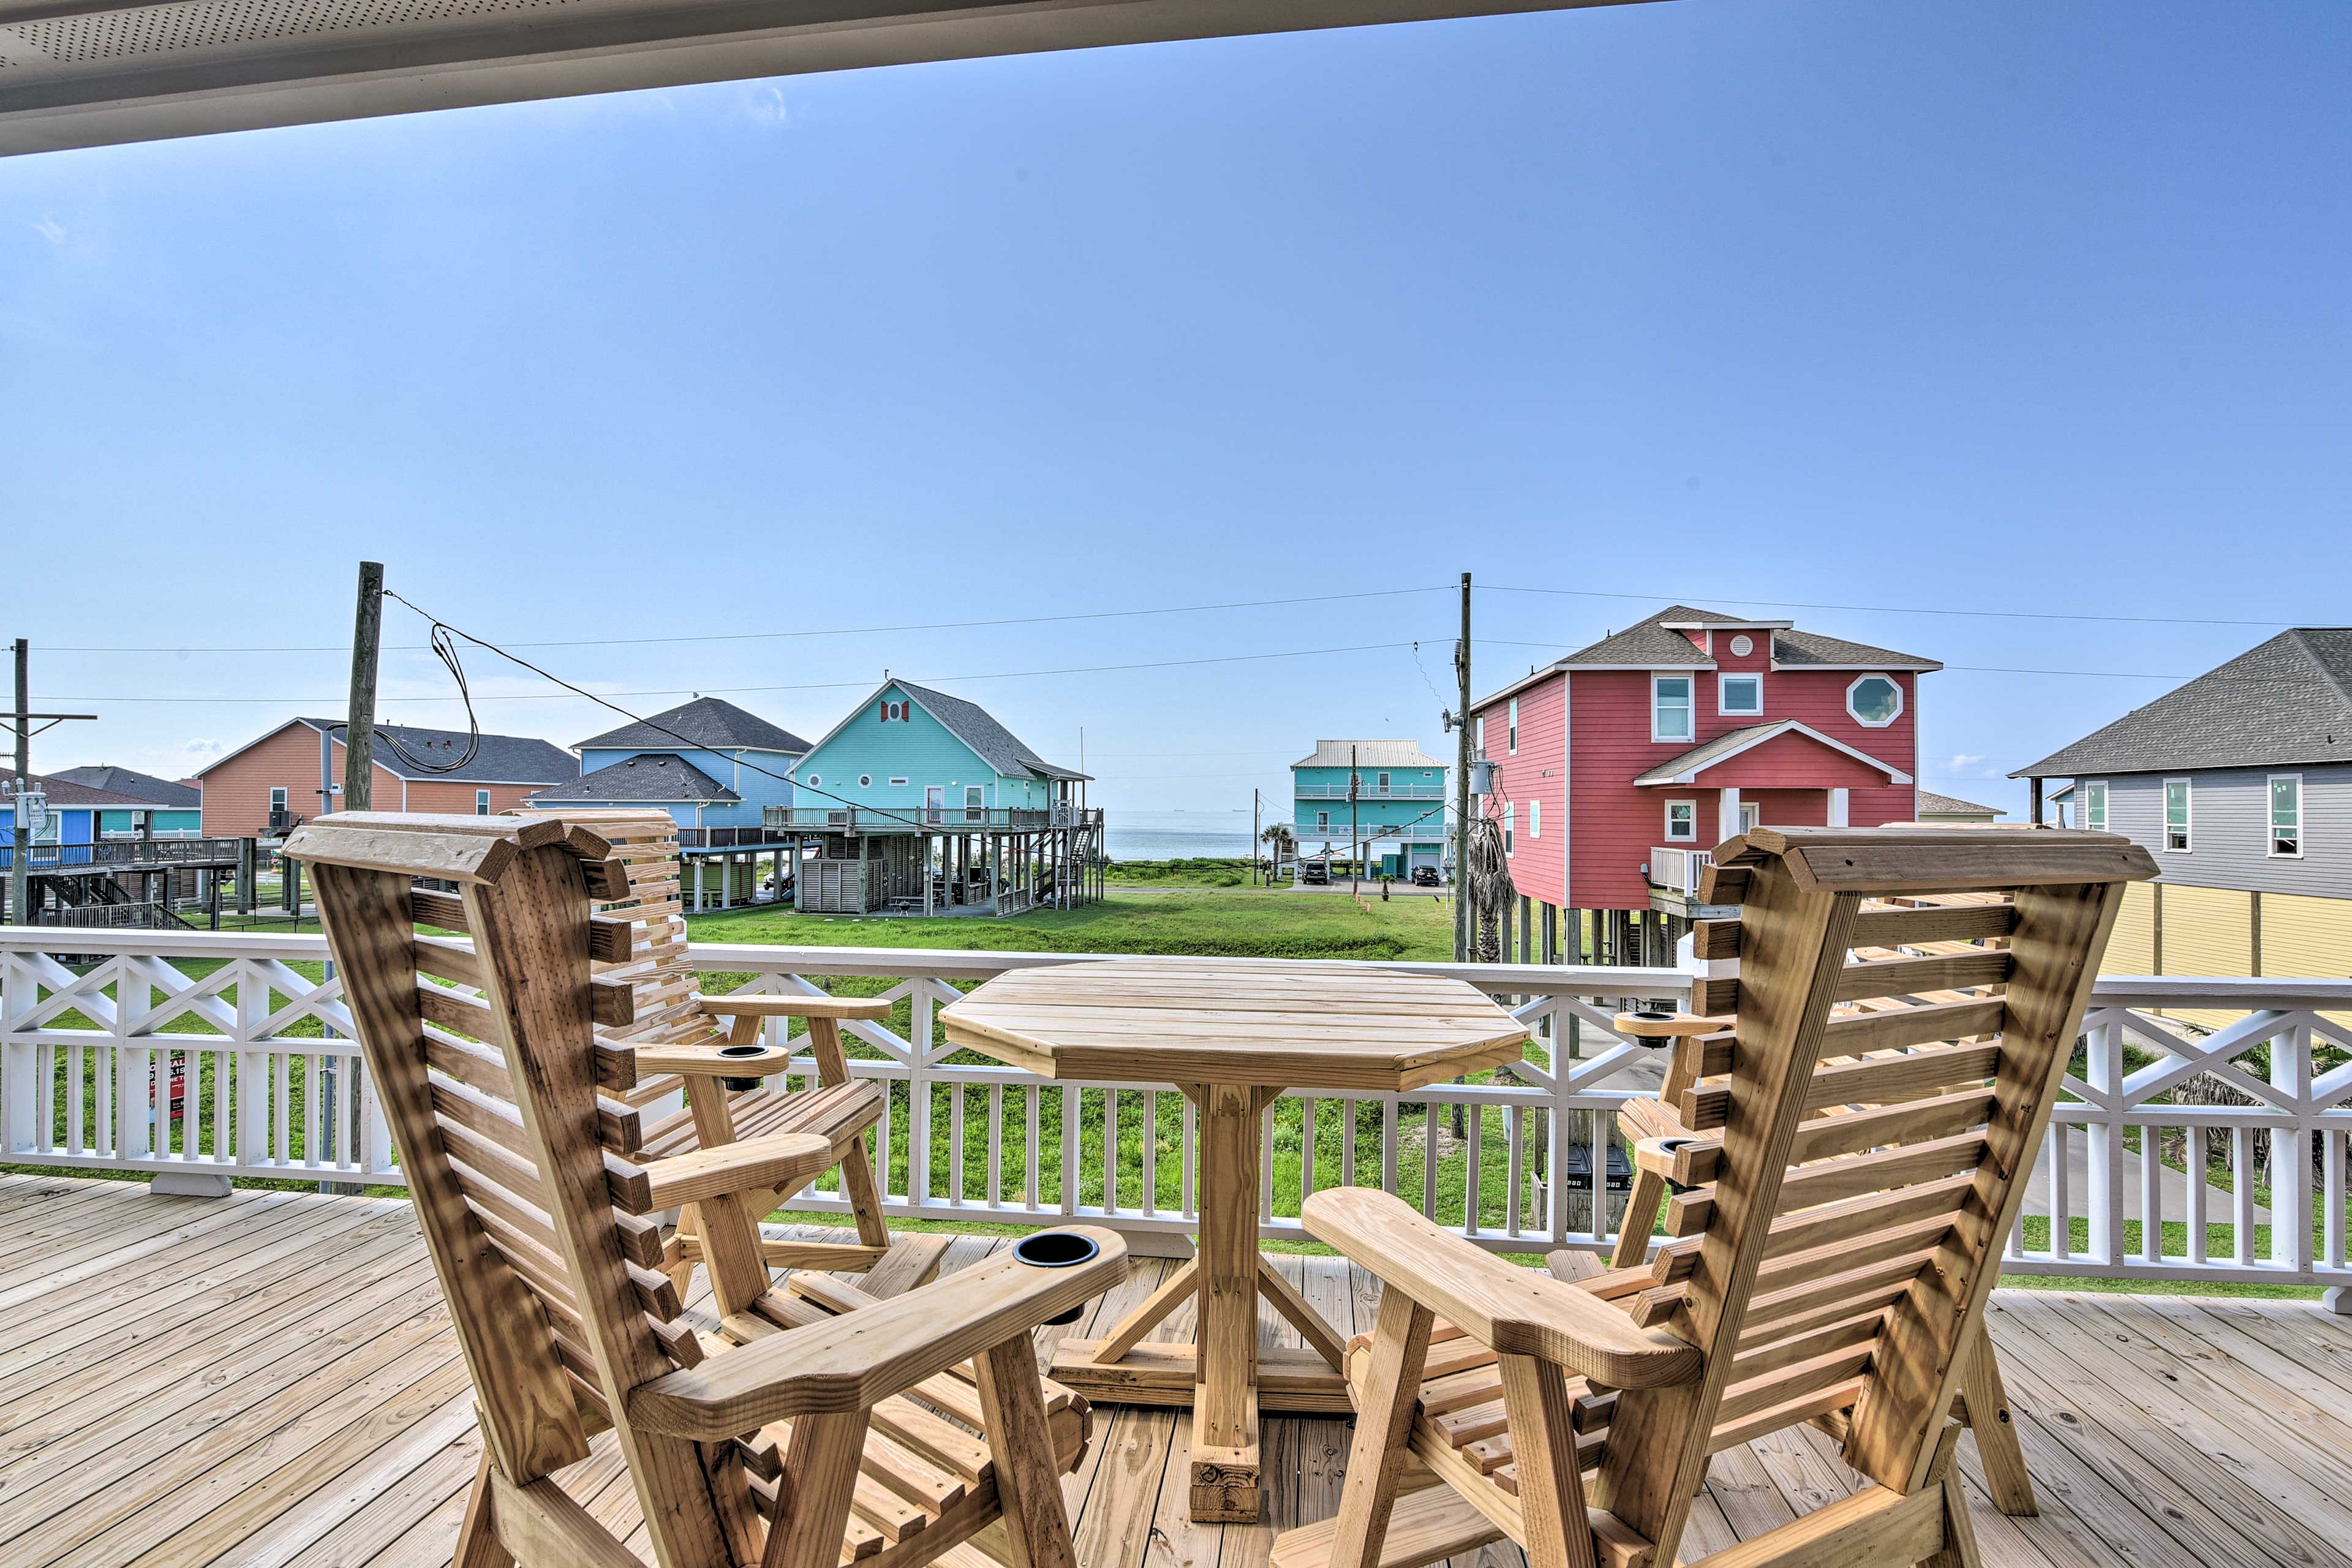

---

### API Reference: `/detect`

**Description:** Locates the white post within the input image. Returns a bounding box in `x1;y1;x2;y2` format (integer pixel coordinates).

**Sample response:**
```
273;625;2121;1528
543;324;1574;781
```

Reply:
1717;788;1742;842
1826;787;1849;827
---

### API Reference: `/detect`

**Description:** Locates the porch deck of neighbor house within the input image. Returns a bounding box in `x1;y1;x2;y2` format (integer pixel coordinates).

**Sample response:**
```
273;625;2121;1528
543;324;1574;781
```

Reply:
3;1174;2349;1568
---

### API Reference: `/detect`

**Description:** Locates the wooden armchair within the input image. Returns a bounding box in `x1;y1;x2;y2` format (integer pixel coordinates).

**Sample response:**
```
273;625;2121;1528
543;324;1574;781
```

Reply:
290;811;1126;1568
537;808;947;1300
1273;826;2154;1568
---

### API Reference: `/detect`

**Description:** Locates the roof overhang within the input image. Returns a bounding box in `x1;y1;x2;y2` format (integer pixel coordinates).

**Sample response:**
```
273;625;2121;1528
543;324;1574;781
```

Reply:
1632;720;1913;787
0;0;1661;157
1658;619;1793;632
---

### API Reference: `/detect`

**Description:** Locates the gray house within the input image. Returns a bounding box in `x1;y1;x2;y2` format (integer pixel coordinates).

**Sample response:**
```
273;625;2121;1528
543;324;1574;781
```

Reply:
2013;627;2352;979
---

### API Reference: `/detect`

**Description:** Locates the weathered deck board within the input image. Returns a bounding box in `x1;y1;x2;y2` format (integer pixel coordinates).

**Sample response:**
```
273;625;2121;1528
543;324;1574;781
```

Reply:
2;1176;2348;1568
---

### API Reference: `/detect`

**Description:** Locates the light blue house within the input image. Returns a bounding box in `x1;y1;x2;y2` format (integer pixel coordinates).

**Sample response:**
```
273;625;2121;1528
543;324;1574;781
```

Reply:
529;696;810;839
778;680;1099;915
52;767;205;838
785;679;1088;825
1291;739;1449;879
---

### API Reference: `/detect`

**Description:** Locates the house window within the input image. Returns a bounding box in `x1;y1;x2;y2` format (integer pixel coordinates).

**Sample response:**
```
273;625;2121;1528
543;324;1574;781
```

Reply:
1665;801;1697;842
475;789;491;816
1376;771;1390;793
967;785;986;823
1528;800;1540;839
2270;775;2302;857
1845;674;1903;728
2082;780;2106;832
1475;716;1487;755
2163;778;2191;851
1719;674;1763;717
1503;803;1515;855
859;774;873;788
1740;801;1762;835
1316;811;1330;832
1652;676;1694;743
805;774;820;788
1507;699;1519;755
270;786;287;813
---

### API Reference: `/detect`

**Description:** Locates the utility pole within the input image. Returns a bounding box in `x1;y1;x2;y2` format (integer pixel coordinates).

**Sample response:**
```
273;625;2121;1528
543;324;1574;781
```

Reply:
7;641;96;927
1349;743;1360;896
1452;573;1473;963
344;562;383;810
1252;788;1260;887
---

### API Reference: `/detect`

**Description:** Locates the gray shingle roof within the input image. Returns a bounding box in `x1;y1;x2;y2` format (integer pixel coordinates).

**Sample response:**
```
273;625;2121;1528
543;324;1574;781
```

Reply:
0;769;154;807
2013;629;2352;778
895;680;1090;782
1557;611;1720;669
527;753;739;804
1917;791;2001;818
48;766;201;809
1773;628;1942;671
291;719;578;785
576;696;810;756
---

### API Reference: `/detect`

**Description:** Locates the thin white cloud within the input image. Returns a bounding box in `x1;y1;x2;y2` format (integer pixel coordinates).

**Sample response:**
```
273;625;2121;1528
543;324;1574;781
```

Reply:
1944;753;1991;776
29;217;65;246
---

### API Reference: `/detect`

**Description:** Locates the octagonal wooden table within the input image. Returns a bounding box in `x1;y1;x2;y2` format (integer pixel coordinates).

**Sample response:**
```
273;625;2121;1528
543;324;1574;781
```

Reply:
940;957;1530;1523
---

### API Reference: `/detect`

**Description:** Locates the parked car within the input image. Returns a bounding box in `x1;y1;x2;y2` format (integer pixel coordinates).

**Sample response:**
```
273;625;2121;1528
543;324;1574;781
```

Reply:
1300;861;1330;886
1411;865;1441;887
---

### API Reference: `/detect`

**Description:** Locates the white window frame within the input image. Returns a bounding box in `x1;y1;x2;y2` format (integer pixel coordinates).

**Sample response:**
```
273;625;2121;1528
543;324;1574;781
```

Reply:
804;773;820;788
1315;810;1330;832
1740;800;1762;834
2082;779;2107;833
858;774;873;788
1664;799;1697;842
1503;802;1515;856
1475;716;1487;755
1507;699;1519;755
1844;673;1904;729
1718;673;1763;718
1528;800;1540;839
1376;771;1391;793
2268;773;2302;859
2163;777;2192;853
475;788;491;815
1651;674;1695;744
270;786;288;813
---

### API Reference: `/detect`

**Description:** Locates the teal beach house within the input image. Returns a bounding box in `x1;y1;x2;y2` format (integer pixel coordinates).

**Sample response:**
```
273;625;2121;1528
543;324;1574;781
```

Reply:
1291;739;1449;879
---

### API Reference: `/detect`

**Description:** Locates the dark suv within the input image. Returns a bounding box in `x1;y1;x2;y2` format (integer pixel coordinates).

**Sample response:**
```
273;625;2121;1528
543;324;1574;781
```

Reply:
1411;865;1441;888
1300;861;1330;886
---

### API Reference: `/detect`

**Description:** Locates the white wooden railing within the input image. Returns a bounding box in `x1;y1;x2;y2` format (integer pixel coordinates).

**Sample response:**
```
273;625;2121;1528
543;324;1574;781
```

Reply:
1647;846;1713;896
2;927;2345;1292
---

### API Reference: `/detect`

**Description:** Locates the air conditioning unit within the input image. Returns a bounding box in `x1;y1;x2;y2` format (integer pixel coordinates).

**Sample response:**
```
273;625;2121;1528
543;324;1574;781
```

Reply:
268;809;294;834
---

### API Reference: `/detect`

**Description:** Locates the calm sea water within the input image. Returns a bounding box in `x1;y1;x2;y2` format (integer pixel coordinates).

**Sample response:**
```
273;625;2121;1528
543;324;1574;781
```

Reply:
1104;809;1259;862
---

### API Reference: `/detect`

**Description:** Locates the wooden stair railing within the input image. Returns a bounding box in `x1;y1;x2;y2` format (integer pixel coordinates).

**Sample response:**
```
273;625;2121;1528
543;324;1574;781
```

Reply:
1271;825;2155;1568
290;810;1127;1568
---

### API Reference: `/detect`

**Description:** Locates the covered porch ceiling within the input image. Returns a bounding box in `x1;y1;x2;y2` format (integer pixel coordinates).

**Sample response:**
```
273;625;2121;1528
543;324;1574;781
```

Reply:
0;0;1660;156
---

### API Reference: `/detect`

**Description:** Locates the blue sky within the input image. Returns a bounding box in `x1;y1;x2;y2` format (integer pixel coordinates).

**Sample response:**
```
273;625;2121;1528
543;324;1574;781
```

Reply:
4;0;2347;815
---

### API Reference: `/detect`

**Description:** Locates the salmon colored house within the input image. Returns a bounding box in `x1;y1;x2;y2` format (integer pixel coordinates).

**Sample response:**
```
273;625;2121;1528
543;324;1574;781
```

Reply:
197;718;578;839
1469;606;1938;965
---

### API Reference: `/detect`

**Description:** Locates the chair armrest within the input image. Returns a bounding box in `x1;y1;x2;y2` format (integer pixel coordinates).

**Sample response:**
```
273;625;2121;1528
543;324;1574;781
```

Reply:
1302;1188;1701;1389
637;1133;834;1212
632;1040;794;1078
693;991;894;1022
628;1227;1129;1439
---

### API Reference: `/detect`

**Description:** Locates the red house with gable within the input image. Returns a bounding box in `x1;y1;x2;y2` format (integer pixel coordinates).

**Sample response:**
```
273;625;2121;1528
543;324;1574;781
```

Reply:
1469;605;1940;965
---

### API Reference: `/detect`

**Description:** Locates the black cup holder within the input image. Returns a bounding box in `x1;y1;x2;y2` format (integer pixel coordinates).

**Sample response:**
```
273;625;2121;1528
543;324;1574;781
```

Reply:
1654;1136;1695;1195
716;1042;769;1092
1631;1008;1676;1022
1013;1231;1101;1324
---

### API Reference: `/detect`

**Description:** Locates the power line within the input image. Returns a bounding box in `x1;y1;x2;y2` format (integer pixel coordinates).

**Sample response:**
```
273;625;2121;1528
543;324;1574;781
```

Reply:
1482;582;2296;630
41;586;1453;655
53;638;1440;704
1469;638;2192;680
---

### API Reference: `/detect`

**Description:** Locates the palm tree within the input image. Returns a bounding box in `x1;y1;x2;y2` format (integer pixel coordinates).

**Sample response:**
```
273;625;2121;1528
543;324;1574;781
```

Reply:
1463;815;1513;964
1259;822;1295;880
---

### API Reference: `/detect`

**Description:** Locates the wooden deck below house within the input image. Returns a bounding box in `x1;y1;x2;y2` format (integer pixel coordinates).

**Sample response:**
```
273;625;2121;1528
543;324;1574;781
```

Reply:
2;1173;2350;1568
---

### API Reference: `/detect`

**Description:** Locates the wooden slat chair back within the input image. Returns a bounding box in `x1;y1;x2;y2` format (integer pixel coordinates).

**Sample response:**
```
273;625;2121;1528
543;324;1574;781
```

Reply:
516;808;941;1298
1589;892;2037;1516
290;812;1124;1568
1273;826;2155;1568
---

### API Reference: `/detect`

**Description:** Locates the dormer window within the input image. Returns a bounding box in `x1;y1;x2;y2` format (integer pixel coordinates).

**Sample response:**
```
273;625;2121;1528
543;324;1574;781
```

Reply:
1652;676;1694;743
1719;674;1763;718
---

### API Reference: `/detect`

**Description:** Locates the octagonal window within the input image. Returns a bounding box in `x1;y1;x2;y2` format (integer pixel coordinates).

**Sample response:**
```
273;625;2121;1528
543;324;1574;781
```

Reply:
1846;674;1902;728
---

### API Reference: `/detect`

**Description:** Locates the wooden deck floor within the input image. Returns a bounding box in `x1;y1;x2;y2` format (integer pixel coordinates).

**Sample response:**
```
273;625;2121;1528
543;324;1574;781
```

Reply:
3;1172;2350;1568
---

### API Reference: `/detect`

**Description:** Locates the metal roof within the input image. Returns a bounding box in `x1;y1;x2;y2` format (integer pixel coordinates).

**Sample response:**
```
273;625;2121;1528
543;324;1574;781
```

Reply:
47;764;201;809
1289;740;1447;770
2013;628;2352;778
527;753;739;804
575;696;809;756
0;0;1662;158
